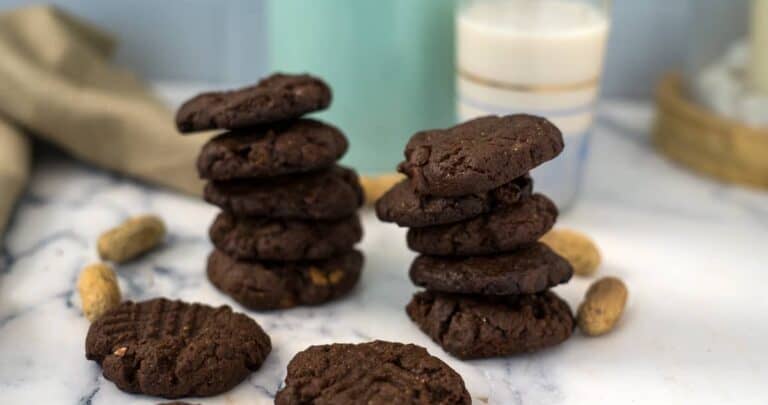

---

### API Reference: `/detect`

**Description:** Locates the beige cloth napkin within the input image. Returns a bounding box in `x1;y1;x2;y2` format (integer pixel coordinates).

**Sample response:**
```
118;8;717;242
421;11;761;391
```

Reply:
0;6;209;237
0;119;30;236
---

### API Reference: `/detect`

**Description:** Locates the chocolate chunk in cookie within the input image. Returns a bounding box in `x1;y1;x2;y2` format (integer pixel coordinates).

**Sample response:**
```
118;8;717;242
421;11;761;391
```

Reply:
176;73;332;132
376;174;532;228
210;212;362;261
406;291;574;359
197;119;347;180
409;242;572;295
85;298;271;398
398;115;563;197
275;340;470;405
407;194;557;255
207;249;363;310
204;166;364;220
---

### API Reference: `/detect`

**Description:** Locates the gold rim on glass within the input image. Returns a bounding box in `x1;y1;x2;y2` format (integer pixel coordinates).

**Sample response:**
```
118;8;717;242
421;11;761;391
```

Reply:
458;68;599;93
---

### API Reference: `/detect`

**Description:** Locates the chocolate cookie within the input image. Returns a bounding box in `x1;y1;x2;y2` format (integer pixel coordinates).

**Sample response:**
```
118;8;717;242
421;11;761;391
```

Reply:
204;166;364;220
398;115;563;197
406;291;574;359
158;402;198;405
407;194;557;255
197;119;347;180
85;298;271;398
275;340;470;405
409;242;572;295
176;73;332;132
210;212;362;261
376;174;532;228
207;249;363;310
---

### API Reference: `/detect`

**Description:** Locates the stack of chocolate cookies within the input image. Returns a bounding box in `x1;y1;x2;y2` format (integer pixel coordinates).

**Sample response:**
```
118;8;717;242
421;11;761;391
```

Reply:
176;73;365;310
376;115;575;359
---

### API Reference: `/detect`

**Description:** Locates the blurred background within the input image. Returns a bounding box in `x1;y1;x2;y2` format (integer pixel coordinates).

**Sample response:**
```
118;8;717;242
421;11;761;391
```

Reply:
0;0;765;222
0;0;690;96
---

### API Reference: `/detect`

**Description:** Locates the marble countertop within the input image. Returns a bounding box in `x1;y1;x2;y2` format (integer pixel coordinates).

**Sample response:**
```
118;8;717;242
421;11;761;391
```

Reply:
1;101;767;404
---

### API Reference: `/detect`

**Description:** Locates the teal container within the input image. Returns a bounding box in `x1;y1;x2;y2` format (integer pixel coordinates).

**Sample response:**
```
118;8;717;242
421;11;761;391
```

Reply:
267;0;456;174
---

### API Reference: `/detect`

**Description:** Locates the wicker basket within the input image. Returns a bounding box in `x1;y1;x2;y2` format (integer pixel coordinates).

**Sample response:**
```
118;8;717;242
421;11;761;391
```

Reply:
654;74;768;189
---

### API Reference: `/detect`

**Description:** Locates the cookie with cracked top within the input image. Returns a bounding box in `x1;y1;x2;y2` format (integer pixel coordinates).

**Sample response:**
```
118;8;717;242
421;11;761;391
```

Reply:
406;290;574;359
197;119;347;180
85;298;271;398
409;242;572;295
176;73;331;132
275;340;470;405
407;194;557;255
398;114;563;197
207;249;363;310
209;211;362;261
375;174;532;228
204;166;364;220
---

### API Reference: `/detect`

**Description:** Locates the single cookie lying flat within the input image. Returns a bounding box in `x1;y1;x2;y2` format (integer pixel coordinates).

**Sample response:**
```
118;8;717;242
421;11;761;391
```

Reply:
207;249;363;310
85;298;271;398
376;174;532;228
197;119;347;180
407;194;557;255
176;73;332;132
398;115;563;197
275;340;470;405
209;212;362;261
204;166;364;220
409;242;572;295
406;291;573;359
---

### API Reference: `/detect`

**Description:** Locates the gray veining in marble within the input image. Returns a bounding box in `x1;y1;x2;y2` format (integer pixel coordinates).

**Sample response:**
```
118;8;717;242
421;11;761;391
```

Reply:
1;102;767;404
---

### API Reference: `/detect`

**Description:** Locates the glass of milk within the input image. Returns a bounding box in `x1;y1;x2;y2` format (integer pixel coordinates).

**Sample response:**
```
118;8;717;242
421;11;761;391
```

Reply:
456;0;611;209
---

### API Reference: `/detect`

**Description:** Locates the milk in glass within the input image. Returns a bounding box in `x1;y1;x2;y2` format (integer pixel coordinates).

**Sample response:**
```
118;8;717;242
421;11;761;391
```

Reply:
456;0;610;208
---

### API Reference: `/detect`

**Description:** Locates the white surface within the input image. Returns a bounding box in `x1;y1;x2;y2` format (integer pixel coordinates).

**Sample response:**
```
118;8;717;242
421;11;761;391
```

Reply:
0;101;767;404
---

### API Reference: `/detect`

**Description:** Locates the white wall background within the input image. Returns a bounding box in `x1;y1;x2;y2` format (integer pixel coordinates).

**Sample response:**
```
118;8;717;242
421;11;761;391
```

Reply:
0;0;734;98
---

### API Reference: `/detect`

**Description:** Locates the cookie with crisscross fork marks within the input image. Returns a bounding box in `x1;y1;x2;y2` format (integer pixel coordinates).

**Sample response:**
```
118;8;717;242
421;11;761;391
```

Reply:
275;341;470;405
85;298;271;398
